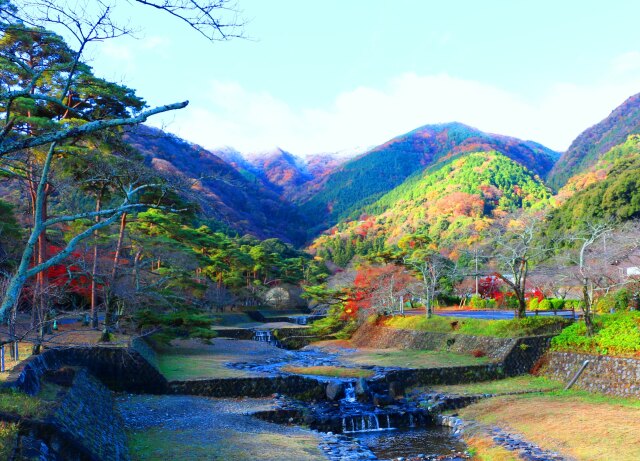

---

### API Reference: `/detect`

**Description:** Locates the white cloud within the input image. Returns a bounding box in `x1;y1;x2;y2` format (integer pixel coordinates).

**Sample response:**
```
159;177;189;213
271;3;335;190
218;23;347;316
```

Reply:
156;72;640;157
611;51;640;74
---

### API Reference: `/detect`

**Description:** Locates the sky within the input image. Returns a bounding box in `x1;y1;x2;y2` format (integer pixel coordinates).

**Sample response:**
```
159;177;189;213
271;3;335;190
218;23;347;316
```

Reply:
82;0;640;157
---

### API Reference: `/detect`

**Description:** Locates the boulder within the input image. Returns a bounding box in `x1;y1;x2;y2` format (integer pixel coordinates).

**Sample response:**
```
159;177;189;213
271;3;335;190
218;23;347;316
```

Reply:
325;381;343;401
355;377;369;395
388;381;404;399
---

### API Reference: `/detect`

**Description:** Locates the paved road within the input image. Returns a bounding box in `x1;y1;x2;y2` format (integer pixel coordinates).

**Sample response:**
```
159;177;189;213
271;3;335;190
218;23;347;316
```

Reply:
433;309;579;320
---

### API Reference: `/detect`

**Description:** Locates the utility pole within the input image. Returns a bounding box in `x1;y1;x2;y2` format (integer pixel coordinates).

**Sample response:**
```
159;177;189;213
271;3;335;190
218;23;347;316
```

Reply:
475;247;479;296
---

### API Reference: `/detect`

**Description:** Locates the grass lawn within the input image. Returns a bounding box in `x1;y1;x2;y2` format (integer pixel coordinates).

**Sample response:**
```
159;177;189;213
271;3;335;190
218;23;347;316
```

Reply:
418;375;563;395
341;348;491;368
281;365;374;378
129;427;325;461
456;390;640;461
156;351;253;380
154;338;290;381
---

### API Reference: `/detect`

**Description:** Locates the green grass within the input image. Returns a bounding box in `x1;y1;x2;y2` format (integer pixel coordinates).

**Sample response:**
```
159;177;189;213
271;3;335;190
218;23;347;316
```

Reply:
0;422;17;460
384;315;569;337
343;349;490;368
156;352;251;380
0;387;53;418
551;312;640;356
128;427;325;461
281;365;374;378
421;375;563;395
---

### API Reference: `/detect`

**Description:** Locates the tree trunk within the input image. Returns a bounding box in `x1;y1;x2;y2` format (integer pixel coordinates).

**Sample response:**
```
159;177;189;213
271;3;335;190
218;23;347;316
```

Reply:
90;189;105;330
102;212;127;342
516;293;527;319
582;278;594;336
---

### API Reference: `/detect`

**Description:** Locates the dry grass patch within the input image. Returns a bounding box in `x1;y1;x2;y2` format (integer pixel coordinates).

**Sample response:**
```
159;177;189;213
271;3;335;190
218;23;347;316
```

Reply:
343;348;490;368
281;365;374;378
466;434;519;461
458;392;640;461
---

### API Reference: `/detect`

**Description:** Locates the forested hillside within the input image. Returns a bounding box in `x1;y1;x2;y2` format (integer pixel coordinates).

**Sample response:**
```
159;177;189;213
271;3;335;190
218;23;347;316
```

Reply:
298;122;559;233
546;135;640;233
547;92;640;189
311;151;552;266
125;126;307;244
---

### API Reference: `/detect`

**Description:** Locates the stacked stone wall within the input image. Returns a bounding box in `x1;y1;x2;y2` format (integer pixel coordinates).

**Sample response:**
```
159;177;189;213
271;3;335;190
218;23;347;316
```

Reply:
544;351;640;397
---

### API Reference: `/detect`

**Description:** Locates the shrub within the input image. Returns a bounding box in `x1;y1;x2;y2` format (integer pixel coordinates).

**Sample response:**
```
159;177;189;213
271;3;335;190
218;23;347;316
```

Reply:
551;312;640;355
469;295;486;309
564;299;583;310
595;295;616;313
615;288;630;311
529;297;539;310
538;299;552;311
550;298;565;310
470;348;486;358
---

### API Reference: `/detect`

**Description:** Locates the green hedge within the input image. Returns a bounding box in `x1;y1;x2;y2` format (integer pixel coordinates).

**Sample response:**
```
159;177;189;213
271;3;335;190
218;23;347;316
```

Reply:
551;312;640;355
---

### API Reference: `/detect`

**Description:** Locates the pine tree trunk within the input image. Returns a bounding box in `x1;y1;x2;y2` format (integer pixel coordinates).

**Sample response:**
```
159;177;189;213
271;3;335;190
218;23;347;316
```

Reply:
90;189;104;330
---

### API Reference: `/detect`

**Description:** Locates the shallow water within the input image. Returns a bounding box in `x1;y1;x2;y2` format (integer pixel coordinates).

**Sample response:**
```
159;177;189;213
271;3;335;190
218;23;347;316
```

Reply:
353;426;466;459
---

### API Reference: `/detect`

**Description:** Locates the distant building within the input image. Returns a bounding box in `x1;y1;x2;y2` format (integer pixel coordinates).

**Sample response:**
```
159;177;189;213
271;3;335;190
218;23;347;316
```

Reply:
626;267;640;277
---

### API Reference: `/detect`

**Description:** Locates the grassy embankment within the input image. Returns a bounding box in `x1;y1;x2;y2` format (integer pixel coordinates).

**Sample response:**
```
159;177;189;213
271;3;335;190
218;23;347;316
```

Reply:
0;382;66;458
551;311;640;356
383;315;570;337
457;389;640;461
420;375;562;395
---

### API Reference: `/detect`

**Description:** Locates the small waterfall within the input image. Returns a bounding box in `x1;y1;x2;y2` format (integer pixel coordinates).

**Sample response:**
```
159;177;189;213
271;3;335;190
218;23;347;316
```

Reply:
409;413;415;428
253;330;272;342
343;383;356;403
342;413;393;433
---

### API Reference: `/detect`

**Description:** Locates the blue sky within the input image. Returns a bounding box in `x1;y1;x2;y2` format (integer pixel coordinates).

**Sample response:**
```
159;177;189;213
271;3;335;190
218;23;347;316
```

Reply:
85;0;640;156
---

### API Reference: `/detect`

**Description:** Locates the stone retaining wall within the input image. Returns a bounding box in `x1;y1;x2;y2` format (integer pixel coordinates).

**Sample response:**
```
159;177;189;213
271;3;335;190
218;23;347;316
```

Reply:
4;346;168;395
50;368;130;461
6;368;130;461
169;375;326;400
543;351;640;397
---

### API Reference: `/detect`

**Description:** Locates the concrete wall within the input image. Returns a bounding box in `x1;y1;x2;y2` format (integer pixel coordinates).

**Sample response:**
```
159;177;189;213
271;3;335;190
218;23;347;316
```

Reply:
544;351;640;397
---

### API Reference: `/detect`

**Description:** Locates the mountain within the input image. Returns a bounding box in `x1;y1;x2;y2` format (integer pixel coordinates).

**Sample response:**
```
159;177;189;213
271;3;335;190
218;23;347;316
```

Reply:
124;125;306;244
298;122;559;232
546;134;640;233
245;148;311;197
547;93;640;189
216;148;345;200
311;151;552;265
